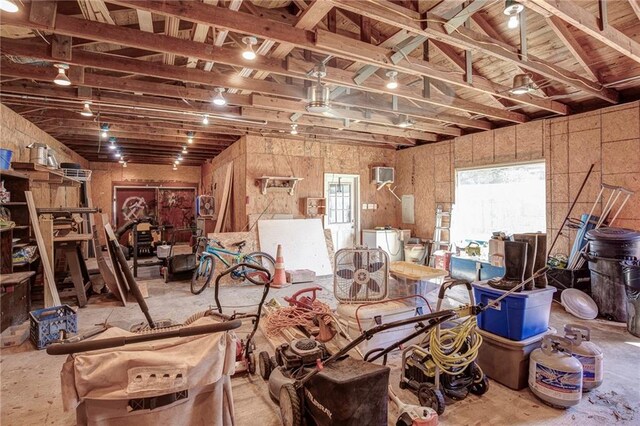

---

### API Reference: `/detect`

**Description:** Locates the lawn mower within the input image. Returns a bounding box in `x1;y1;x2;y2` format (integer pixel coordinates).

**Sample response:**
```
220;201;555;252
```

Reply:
263;309;459;426
206;261;272;374
399;280;488;415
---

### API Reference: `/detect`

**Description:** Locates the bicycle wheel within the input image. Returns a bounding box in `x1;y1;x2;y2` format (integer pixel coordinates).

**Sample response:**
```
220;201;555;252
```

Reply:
242;252;276;285
191;254;215;294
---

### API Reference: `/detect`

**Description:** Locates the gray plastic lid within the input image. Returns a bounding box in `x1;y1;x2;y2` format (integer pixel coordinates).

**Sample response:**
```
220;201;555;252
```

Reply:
586;227;640;242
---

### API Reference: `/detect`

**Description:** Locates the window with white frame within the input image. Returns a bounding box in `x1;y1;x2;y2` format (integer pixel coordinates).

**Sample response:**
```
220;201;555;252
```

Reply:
451;162;546;243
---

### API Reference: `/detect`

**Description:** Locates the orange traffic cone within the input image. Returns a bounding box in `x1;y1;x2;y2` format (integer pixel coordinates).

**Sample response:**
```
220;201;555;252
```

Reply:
272;244;289;288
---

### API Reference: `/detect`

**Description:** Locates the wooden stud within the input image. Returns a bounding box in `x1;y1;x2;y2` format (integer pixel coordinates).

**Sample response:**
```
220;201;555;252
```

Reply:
25;191;61;307
29;0;57;28
51;35;72;60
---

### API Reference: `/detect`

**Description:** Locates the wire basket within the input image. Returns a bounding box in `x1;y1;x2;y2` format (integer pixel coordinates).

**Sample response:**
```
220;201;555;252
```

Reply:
62;168;92;181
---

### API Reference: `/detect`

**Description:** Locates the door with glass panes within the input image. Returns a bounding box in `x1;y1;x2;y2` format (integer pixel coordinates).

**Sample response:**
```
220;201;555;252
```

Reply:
324;174;359;250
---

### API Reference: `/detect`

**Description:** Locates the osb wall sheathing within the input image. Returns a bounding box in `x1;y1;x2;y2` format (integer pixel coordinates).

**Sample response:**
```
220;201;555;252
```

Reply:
201;136;246;231
90;162;201;224
243;135;398;232
395;101;640;258
1;104;87;208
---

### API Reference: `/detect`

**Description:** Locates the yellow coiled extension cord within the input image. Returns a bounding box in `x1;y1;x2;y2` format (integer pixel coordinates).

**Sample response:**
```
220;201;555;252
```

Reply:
428;316;483;376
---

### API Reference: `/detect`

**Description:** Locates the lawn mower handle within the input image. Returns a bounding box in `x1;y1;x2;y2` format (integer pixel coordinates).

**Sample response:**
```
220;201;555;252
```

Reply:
46;320;242;355
295;309;458;388
214;262;272;314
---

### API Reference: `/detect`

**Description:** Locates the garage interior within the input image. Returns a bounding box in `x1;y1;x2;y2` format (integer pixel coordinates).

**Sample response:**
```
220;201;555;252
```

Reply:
1;0;639;425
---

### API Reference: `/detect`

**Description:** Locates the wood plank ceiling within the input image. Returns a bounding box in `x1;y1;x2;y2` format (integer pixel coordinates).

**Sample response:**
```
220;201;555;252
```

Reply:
1;0;639;166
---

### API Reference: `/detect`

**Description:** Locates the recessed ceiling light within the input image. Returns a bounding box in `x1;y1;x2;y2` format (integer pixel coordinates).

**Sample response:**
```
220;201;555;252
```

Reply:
115;151;122;159
53;63;72;86
187;131;194;144
385;70;399;90
101;123;109;138
182;145;188;154
242;36;258;60
80;102;93;117
0;0;19;13
122;161;128;168
290;124;298;135
202;115;209;125
213;88;226;106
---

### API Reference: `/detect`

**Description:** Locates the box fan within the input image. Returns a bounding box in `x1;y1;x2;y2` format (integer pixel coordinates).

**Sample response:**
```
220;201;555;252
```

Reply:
334;247;389;302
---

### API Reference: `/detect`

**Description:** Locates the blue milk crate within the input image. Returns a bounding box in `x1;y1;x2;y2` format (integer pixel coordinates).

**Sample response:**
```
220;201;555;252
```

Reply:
472;282;556;341
29;305;77;349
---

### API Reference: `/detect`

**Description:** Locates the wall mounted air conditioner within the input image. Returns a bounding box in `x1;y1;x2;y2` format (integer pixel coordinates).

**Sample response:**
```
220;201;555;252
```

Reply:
371;166;395;184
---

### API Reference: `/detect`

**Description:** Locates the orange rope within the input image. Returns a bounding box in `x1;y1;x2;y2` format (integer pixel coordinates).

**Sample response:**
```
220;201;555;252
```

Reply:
264;300;332;338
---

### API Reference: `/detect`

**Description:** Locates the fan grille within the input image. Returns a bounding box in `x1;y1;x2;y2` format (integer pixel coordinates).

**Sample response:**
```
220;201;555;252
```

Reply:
334;248;389;303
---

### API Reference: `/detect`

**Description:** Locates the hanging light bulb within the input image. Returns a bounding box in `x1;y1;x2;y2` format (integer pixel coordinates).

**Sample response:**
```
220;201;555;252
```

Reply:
509;73;535;95
202;115;209;125
0;0;19;13
177;154;183;161
306;63;331;113
290;124;298;135
172;164;178;171
385;70;399;90
241;36;258;60
503;0;524;29
115;151;122;159
187;131;194;144
182;146;188;154
53;64;72;86
213;88;227;106
122;161;128;168
80;102;93;117
118;158;125;164
101;123;109;138
108;136;117;150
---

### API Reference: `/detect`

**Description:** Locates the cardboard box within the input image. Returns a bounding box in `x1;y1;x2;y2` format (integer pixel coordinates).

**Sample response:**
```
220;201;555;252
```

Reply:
285;269;316;284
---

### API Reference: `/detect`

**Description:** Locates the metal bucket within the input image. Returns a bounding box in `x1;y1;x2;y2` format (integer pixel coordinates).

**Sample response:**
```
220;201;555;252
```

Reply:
28;143;49;166
585;228;640;322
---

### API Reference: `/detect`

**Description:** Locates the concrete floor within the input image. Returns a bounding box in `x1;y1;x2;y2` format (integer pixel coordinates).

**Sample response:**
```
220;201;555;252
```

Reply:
1;271;639;425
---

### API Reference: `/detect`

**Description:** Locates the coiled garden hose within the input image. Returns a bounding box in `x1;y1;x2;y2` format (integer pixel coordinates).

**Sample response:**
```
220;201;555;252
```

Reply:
428;316;482;376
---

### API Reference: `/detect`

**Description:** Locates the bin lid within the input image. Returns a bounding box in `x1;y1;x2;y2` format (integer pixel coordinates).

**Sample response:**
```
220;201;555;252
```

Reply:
560;289;598;320
585;227;640;243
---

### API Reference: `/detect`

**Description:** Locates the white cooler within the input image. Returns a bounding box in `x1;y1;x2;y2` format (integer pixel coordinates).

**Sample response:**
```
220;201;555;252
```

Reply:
337;300;418;357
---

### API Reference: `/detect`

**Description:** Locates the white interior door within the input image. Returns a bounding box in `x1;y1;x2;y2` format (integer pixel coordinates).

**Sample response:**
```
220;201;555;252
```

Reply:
324;174;359;251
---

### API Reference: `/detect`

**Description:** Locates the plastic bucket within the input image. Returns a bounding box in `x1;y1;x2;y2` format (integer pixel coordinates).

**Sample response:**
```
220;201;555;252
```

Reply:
403;244;425;263
0;149;13;170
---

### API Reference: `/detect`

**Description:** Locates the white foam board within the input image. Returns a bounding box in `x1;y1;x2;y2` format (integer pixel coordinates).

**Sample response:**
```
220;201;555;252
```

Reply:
258;218;333;276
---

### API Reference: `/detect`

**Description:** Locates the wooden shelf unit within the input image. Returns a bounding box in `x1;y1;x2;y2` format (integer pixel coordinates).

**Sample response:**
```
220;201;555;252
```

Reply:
304;197;326;217
256;176;303;195
0;170;34;274
11;162;81;187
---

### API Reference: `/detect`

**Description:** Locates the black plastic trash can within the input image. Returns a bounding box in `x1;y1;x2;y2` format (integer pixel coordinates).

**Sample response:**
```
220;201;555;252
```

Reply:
585;228;640;322
622;261;640;337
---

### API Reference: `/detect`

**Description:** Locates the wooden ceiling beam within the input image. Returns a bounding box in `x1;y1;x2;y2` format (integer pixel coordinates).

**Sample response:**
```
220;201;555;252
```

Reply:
525;0;640;64
73;2;547;118
545;16;600;82
0;38;478;131
241;107;431;141
330;0;618;104
44;127;233;146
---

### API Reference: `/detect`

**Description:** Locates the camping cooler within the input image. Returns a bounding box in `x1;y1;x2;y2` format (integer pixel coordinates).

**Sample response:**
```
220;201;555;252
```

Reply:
472;281;556;341
337;299;419;356
60;317;237;426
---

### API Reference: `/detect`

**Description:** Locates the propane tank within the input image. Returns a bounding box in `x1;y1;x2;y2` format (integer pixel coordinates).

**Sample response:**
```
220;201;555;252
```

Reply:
529;335;583;409
564;324;603;392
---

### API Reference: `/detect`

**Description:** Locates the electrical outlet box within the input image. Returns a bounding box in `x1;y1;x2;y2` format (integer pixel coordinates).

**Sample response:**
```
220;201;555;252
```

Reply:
362;203;369;210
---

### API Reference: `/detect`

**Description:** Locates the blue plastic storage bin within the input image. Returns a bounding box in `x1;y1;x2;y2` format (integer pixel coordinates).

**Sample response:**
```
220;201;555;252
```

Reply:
29;305;77;349
472;281;556;341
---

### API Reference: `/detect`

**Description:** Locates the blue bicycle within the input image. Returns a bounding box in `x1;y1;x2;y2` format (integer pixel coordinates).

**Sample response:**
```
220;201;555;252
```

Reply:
191;237;276;294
